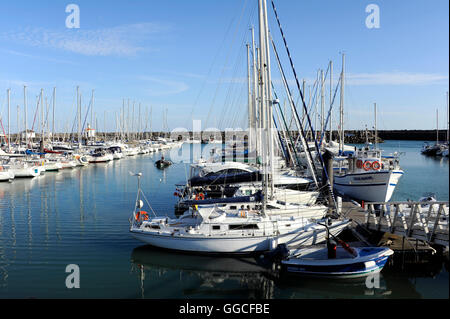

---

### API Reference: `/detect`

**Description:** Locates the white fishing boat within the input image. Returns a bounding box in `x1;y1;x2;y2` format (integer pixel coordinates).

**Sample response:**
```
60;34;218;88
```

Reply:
333;146;403;202
333;103;403;202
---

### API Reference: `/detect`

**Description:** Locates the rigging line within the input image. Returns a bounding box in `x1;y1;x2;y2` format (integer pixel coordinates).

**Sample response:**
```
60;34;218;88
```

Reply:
271;82;302;169
81;92;94;133
31;95;40;132
271;0;336;206
272;107;289;164
218;43;247;130
218;4;258;133
226;75;248;130
217;10;257;131
220;4;258;131
269;35;318;175
318;75;342;149
188;3;243;128
204;0;251;130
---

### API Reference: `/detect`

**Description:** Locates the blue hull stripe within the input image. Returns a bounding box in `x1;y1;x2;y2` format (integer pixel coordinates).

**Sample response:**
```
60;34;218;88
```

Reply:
334;182;387;187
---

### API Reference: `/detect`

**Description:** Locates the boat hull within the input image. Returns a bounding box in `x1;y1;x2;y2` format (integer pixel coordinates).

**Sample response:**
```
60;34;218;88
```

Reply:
130;220;350;254
334;170;403;202
282;247;393;278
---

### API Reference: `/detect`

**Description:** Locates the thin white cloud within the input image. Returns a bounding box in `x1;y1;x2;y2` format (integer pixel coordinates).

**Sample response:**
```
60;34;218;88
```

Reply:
220;72;448;87
0;49;77;65
346;72;449;86
1;23;167;57
138;76;189;96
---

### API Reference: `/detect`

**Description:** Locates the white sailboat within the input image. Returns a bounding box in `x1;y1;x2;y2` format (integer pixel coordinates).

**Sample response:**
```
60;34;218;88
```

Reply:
7;160;40;178
0;165;15;182
129;0;350;253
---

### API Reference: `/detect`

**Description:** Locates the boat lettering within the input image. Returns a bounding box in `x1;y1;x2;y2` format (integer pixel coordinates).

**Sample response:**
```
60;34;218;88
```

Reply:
354;176;373;181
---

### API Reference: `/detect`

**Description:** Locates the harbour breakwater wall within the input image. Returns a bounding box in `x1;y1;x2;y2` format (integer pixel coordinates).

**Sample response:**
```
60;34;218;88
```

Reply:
3;130;448;143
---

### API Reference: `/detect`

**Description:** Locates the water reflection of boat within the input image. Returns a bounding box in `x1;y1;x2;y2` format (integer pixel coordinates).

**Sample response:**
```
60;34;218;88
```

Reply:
275;273;393;298
130;245;277;299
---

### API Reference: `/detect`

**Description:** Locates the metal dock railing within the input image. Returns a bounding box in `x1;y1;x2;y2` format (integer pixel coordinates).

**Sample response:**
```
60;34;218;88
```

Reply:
364;201;449;247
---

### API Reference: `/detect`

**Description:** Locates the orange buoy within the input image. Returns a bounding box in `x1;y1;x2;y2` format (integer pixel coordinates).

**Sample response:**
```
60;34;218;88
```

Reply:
356;160;363;169
363;161;372;171
372;161;381;170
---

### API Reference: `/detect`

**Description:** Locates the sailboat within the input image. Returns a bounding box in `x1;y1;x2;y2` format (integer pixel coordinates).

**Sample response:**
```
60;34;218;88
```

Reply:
0;164;15;182
129;0;350;254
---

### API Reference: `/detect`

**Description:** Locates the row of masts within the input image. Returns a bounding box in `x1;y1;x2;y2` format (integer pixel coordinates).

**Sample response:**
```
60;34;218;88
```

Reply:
0;87;172;150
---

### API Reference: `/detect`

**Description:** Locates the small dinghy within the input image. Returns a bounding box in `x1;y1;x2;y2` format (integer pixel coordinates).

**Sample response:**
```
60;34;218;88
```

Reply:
155;156;172;169
281;223;393;278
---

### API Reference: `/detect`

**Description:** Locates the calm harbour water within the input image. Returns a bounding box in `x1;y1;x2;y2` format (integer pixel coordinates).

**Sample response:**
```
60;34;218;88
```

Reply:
0;140;448;299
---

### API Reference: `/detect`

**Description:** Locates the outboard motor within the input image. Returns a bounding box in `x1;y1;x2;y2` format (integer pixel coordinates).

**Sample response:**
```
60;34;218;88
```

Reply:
263;244;289;262
327;239;337;259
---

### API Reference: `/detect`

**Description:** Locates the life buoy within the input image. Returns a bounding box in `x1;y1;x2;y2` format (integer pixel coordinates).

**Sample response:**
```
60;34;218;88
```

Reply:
0;166;3;172
135;211;149;221
239;210;247;218
195;193;205;201
372;161;381;170
140;211;149;220
356;160;363;169
363;161;372;171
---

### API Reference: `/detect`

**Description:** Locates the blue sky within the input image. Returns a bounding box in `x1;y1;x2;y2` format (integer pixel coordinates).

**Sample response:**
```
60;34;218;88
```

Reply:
0;0;448;134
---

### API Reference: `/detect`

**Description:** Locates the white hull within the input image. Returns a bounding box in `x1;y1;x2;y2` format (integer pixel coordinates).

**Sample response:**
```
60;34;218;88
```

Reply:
44;162;63;171
112;152;124;160
9;166;40;178
88;154;113;163
0;171;15;181
334;170;403;202
130;220;350;254
60;161;77;169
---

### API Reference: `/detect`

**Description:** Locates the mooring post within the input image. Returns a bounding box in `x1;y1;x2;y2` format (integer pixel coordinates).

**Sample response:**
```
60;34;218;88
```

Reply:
321;150;334;206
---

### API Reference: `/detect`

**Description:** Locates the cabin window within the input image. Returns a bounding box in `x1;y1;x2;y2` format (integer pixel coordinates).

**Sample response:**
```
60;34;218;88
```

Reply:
150;225;160;229
229;206;237;210
212;225;220;230
229;224;259;230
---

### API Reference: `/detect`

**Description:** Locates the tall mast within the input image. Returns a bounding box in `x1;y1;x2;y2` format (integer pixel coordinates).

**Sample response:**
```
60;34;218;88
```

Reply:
329;60;333;142
320;69;325;145
374;103;377;149
53;87;56;144
251;27;258;158
262;0;274;199
92;89;95;139
7;88;11;151
446;91;449;143
339;53;345;153
24;86;28;148
258;0;268;211
436;109;439;144
138;103;141;141
40;89;44;145
246;43;253;154
302;79;306;119
77;86;81;148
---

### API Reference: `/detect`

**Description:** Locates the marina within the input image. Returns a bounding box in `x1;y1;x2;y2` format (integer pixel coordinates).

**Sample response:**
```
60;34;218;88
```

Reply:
0;141;448;298
0;0;448;302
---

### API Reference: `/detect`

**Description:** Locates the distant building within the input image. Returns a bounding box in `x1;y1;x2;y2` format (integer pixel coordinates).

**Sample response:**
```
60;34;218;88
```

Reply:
86;124;96;138
21;130;36;140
